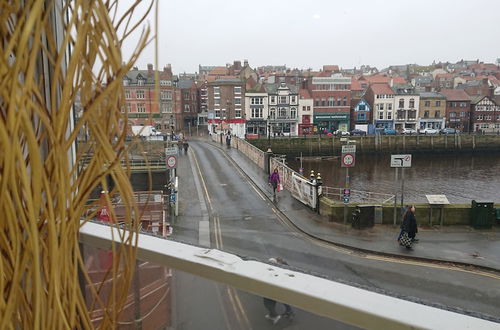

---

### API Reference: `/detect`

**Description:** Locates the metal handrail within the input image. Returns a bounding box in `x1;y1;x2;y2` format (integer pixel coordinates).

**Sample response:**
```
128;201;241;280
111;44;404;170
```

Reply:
322;186;395;204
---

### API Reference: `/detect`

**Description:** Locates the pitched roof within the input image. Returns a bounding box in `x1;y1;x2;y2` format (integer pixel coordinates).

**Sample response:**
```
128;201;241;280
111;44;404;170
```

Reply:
299;89;311;99
178;80;194;89
323;65;340;72
419;92;445;99
435;73;454;79
369;83;394;95
208;66;229;76
439;89;471;101
350;77;363;91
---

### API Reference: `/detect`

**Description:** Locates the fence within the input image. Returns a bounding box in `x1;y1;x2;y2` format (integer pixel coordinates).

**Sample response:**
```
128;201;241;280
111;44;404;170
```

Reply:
322;186;395;204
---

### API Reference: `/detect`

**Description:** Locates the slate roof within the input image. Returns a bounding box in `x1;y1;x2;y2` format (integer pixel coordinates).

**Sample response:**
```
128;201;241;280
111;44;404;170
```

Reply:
369;83;394;95
419;92;445;99
439;89;471;101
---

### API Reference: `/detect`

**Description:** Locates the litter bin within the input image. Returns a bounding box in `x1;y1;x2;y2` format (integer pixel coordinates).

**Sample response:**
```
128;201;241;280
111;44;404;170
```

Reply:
496;208;500;224
352;205;375;229
471;200;495;229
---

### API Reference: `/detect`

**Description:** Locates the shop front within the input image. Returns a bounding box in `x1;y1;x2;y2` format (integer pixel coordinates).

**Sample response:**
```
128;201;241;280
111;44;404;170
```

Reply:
245;119;267;139
313;113;350;133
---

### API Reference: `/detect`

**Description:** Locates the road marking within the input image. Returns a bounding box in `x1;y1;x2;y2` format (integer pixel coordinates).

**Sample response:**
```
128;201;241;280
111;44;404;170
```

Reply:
188;148;211;247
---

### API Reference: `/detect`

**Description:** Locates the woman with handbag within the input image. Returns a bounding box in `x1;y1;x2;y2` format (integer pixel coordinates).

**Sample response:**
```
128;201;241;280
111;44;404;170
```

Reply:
399;205;418;249
268;168;280;201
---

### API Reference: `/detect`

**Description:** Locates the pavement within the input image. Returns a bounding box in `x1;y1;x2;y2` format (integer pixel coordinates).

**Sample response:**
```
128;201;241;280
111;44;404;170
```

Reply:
205;138;500;272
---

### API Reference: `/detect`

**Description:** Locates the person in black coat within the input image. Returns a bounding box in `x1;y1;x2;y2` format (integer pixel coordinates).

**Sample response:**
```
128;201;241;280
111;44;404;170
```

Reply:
401;205;418;242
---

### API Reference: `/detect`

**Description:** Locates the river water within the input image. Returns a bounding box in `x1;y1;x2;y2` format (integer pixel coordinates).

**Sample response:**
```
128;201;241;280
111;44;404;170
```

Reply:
287;153;500;203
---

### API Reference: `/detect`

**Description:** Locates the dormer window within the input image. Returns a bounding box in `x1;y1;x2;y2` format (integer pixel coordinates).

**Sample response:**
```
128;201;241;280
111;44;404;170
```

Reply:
138;78;144;86
123;78;129;86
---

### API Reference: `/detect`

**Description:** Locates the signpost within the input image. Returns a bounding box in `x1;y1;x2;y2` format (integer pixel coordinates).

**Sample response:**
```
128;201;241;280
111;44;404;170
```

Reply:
390;154;412;224
166;155;177;169
426;195;450;227
341;144;356;224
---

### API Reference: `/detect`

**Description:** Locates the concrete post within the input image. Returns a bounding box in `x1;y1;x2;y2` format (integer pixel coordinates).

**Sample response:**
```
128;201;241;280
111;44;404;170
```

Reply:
265;150;272;174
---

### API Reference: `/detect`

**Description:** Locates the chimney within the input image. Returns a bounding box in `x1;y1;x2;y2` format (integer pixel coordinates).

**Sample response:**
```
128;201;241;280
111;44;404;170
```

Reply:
234;60;241;70
244;59;248;67
147;63;153;74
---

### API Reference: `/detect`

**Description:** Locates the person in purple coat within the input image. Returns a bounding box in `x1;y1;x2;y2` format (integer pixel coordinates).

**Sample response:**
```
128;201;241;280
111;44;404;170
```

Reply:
268;168;280;200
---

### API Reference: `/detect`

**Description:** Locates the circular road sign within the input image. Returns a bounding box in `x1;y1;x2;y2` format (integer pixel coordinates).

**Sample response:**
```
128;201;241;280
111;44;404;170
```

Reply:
341;153;355;167
166;155;177;169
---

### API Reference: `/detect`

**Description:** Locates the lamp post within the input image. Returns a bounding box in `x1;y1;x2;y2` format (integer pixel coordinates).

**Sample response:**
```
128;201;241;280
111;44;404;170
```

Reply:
316;172;323;213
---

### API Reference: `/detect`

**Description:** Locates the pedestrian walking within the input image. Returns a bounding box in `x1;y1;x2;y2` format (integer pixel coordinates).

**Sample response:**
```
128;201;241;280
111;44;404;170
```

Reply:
263;258;295;324
399;205;418;248
226;134;231;148
268;168;280;201
183;140;189;154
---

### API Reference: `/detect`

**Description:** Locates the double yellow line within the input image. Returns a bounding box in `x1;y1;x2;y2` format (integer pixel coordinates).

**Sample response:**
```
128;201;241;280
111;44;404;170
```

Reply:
191;146;252;329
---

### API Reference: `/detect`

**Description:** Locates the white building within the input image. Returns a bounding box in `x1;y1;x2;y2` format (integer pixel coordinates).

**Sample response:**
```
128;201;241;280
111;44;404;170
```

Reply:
244;91;268;138
266;81;299;136
393;85;420;131
298;89;314;135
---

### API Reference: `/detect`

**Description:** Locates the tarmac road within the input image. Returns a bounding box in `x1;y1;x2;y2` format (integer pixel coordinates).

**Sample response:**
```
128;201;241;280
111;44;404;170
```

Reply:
169;140;500;330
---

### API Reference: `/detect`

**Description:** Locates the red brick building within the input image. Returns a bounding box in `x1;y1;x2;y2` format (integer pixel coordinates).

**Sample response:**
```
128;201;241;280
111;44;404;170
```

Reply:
439;89;472;132
470;95;500;133
123;64;181;132
178;80;199;132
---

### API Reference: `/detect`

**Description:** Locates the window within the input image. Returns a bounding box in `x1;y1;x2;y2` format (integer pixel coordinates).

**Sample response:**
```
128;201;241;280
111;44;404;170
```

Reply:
477;114;484;120
126;103;131;112
377;103;384;111
136;90;145;99
279;96;287;104
480;123;489;129
485;115;492;121
234;97;241;105
357;113;366;121
184;104;190;112
435;111;440;118
387;111;392;120
424;101;430;107
337;98;341;106
214;97;220;106
460;112;466;117
234;86;241;94
123;79;129;86
183;91;190;100
137;79;144;86
125;90;130;99
495;123;500;128
160;103;168;113
302;106;306;111
424;111;429;118
137;103;145;113
251;108;263;118
315;99;320;106
387;103;392;110
358;104;366;111
343;97;347;106
290;107;297;119
160;80;171;86
436;101;441;106
215;110;221;118
307;106;311;111
460;102;467;107
279;107;287;118
290;96;296;104
270;96;276;103
251;97;263;105
235;109;242;118
450;112;456;118
213;87;220;95
321;99;326;106
378;112;384;120
328;97;334;106
450;102;457;107
269;107;276;119
399;99;404;108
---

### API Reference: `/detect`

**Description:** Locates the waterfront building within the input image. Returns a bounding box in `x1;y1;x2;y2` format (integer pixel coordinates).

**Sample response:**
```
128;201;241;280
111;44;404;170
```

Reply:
418;92;446;130
364;83;395;131
178;80;199;131
392;84;420;131
265;81;300;136
440;89;472;132
244;87;268;138
306;69;351;133
207;77;246;137
351;98;372;131
470;95;500;133
298;89;314;135
123;64;180;132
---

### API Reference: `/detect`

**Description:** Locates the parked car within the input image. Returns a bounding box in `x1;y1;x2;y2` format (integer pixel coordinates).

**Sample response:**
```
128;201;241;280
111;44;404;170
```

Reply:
381;128;397;135
350;129;367;136
401;128;417;135
333;130;350;136
420;127;439;135
440;127;460;135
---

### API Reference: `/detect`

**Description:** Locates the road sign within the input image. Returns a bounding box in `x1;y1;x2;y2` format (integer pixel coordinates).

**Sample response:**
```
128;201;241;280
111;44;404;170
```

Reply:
169;193;176;203
342;145;356;153
341;153;355;167
166;155;177;169
343;196;350;204
390;154;412;168
165;146;178;156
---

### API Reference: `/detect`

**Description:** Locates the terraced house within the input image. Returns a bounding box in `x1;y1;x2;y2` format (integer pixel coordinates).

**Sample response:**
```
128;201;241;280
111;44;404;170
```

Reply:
470;95;500;133
418;92;446;130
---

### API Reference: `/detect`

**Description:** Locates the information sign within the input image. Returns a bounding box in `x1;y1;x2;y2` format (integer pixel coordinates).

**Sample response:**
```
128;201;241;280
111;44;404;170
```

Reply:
390;154;412;168
342;145;356;153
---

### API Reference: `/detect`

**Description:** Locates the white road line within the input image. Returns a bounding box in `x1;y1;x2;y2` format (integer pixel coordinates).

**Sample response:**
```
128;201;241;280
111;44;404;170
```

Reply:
188;148;211;247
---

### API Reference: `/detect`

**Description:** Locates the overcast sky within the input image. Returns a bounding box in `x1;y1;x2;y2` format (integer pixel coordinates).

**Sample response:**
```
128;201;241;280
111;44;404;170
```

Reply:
123;0;500;74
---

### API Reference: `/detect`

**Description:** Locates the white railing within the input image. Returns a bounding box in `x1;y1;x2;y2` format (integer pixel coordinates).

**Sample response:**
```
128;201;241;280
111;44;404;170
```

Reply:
79;221;498;330
322;187;395;204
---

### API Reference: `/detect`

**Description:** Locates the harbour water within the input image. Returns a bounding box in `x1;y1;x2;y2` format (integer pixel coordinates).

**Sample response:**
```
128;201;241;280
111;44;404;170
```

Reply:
287;152;500;203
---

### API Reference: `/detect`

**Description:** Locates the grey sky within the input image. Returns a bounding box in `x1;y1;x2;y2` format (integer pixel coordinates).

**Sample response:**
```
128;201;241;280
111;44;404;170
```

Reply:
124;0;500;74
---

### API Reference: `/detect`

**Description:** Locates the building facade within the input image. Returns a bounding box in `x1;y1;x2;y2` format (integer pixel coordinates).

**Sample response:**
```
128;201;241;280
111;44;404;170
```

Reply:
123;64;180;132
244;91;268;138
307;73;351;133
393;85;419;131
440;89;472;132
470;96;500;133
207;78;246;137
351;98;372;130
364;83;395;130
178;80;199;132
418;92;446;130
266;82;299;136
298;89;314;135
